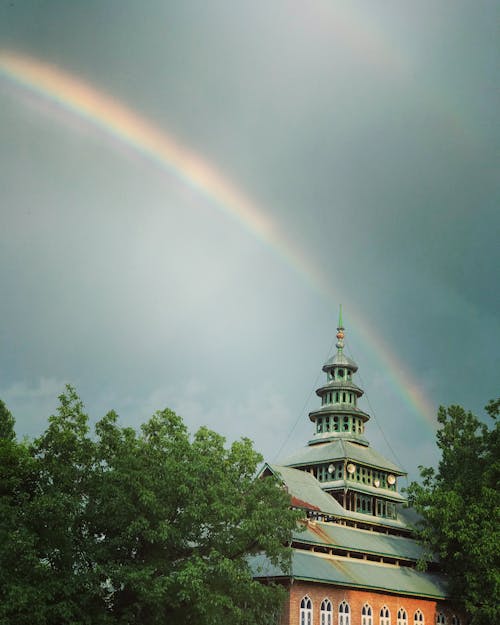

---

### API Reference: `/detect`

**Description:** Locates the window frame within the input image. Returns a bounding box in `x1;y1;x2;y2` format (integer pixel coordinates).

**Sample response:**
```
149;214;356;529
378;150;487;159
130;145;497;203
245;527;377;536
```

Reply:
338;600;350;625
320;598;333;625
380;605;391;625
362;603;373;625
414;609;424;625
300;596;313;625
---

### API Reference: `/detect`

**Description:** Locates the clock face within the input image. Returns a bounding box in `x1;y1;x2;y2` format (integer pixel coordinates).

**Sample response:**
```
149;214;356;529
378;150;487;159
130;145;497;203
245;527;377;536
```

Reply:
387;474;396;485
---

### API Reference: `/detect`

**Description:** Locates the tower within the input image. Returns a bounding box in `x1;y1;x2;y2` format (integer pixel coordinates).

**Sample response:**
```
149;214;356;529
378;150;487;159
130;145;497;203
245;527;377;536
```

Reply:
283;308;406;527
254;311;462;625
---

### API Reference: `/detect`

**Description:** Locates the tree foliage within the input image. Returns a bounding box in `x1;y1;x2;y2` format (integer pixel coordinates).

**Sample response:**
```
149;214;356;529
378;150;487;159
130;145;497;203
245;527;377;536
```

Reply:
0;387;299;625
407;399;500;625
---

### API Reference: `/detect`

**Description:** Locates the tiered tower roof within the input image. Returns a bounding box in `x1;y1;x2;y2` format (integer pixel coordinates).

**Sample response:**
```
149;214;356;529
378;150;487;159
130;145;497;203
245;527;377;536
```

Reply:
278;309;406;528
254;309;449;606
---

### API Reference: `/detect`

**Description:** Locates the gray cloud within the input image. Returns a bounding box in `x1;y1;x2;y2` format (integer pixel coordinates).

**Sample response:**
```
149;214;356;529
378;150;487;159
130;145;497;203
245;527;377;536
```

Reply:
0;1;498;483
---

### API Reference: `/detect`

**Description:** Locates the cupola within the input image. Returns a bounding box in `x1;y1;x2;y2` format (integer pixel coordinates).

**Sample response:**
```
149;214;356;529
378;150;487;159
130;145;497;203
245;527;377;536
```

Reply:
308;306;370;446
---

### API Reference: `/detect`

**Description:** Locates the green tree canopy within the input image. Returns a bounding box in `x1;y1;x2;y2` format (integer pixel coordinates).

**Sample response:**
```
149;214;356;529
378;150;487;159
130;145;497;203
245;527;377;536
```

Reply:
0;399;15;441
407;399;500;625
0;387;299;625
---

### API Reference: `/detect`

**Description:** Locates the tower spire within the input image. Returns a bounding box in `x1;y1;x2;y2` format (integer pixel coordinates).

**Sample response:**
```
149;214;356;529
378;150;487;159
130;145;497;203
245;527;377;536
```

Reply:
336;304;345;352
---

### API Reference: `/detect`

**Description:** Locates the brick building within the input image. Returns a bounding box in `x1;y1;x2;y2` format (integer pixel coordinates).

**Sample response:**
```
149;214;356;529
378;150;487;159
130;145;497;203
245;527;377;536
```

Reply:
254;311;463;625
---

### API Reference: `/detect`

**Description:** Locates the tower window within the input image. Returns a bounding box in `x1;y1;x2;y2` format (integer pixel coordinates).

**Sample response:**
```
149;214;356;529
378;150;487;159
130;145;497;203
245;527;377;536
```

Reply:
436;613;446;625
342;392;346;402
343;416;349;431
335;392;339;403
338;368;344;377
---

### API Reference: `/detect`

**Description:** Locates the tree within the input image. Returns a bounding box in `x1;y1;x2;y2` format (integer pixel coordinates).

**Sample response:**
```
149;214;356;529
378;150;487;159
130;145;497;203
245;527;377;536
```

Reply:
407;399;500;625
0;400;47;625
0;399;15;441
0;387;298;625
90;407;298;624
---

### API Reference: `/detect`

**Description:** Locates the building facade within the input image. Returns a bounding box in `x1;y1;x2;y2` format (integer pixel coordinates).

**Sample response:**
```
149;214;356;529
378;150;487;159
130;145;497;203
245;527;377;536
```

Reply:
255;312;463;625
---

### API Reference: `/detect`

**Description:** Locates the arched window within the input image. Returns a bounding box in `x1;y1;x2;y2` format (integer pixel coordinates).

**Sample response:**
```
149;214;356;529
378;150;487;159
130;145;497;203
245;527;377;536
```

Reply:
397;609;408;625
300;596;312;625
436;613;446;625
414;610;424;625
380;606;391;625
339;600;350;625
320;599;333;625
451;617;460;625
362;603;373;625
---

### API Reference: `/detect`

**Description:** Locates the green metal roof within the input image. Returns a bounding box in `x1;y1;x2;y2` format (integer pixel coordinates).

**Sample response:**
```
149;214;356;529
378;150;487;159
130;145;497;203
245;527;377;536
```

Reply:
252;550;447;600
323;352;358;371
262;464;347;516
321;479;407;503
280;439;405;475
308;405;370;422
308;431;370;447
262;464;409;532
315;380;364;396
293;520;428;561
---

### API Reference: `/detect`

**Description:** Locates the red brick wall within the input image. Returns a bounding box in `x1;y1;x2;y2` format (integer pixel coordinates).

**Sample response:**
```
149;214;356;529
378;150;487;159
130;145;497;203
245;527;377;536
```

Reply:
281;581;461;625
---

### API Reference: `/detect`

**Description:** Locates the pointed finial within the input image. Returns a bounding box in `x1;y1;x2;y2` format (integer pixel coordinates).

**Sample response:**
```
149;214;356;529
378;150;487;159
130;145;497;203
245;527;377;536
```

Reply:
336;304;344;351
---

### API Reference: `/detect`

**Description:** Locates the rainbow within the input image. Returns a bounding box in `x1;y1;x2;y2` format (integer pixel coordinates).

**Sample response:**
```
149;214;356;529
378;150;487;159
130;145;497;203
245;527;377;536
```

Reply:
0;50;437;433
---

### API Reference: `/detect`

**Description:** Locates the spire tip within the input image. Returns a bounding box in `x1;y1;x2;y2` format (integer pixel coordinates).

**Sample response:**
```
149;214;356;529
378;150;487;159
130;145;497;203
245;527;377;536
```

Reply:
336;305;345;350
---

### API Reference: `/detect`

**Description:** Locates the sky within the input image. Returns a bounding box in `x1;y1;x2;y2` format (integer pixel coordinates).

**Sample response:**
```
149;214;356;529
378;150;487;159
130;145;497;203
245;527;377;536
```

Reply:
0;1;498;482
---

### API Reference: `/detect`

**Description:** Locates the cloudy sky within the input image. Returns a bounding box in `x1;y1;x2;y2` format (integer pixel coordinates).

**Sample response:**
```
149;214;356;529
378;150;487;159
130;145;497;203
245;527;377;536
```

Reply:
0;1;498;481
